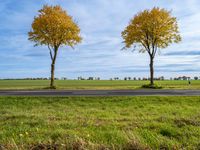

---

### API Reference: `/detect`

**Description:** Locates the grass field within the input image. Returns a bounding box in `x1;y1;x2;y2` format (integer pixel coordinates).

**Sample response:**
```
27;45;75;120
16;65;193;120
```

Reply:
0;80;200;90
0;96;199;149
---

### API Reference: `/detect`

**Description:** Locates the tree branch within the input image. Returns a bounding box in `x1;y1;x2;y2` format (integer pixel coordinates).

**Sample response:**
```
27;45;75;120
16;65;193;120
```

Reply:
48;44;53;61
153;45;158;58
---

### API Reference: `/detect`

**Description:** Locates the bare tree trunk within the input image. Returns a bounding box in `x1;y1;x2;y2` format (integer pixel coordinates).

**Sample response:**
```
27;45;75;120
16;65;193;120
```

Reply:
150;57;154;86
50;63;55;88
50;46;58;89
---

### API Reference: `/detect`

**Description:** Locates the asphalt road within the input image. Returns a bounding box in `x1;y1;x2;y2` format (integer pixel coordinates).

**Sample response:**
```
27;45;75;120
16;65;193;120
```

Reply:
0;89;200;96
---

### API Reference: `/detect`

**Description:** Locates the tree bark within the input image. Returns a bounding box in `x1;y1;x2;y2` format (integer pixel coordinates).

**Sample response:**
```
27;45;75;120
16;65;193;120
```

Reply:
149;56;154;86
50;46;58;89
50;63;55;88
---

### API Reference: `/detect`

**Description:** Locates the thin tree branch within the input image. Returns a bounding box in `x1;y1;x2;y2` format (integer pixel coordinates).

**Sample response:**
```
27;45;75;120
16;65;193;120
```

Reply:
48;44;53;61
153;45;158;58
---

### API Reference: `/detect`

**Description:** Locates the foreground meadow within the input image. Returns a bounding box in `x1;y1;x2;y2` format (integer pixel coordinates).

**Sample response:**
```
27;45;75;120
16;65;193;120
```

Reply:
0;96;199;149
0;80;200;90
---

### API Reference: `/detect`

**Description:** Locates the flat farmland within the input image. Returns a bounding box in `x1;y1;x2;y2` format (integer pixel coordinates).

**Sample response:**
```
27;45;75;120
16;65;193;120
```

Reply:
0;80;200;90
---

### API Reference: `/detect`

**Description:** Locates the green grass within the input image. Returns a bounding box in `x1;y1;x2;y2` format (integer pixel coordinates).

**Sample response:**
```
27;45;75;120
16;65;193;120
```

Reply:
0;96;200;149
0;80;199;90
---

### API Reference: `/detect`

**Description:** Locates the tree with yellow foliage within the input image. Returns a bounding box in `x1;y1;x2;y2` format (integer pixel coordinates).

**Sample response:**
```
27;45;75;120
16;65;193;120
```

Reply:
122;7;181;87
29;5;82;88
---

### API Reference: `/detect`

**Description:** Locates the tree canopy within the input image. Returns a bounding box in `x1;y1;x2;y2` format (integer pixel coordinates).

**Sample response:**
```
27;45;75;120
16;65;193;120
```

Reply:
29;5;82;49
122;7;181;58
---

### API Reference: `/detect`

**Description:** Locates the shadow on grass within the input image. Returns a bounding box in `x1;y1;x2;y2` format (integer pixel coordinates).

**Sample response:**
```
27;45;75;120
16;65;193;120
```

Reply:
141;84;163;89
43;86;57;90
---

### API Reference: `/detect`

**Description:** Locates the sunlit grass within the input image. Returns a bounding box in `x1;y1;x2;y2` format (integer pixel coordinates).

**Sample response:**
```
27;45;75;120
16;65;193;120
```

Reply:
0;96;199;149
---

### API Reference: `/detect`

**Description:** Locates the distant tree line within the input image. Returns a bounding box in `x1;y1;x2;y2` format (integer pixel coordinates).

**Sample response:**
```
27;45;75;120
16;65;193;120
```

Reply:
1;76;200;81
172;76;197;80
77;77;100;80
110;77;165;81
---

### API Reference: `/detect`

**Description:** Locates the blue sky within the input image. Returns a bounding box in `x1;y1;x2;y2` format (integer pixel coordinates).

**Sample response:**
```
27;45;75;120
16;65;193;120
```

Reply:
0;0;200;79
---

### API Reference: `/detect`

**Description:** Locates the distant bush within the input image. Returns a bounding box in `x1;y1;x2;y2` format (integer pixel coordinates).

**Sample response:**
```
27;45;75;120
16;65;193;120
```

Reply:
141;84;162;89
